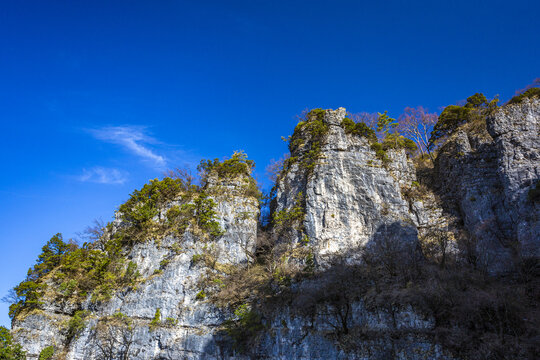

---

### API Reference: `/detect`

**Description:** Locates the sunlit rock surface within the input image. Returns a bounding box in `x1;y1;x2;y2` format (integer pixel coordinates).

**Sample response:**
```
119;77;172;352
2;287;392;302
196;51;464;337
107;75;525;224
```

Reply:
11;102;539;359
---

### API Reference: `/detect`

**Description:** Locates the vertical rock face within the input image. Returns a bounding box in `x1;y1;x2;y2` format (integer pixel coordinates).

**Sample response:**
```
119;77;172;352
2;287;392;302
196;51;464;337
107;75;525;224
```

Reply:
273;108;420;265
487;98;540;259
434;126;507;269
434;98;539;272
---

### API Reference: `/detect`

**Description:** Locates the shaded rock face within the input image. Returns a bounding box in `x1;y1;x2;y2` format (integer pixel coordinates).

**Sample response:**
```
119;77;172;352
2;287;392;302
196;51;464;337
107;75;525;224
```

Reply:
254;301;453;360
487;98;540;259
434;99;539;272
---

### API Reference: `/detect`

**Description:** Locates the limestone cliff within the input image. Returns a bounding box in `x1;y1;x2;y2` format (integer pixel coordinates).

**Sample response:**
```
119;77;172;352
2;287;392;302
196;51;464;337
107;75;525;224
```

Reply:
8;101;539;360
272;108;427;266
11;171;260;359
434;98;540;272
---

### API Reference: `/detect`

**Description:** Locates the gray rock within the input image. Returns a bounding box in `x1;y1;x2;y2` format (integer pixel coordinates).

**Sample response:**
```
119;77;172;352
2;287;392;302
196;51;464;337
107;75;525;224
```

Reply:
12;102;539;359
487;98;540;259
273;108;421;266
434;99;539;272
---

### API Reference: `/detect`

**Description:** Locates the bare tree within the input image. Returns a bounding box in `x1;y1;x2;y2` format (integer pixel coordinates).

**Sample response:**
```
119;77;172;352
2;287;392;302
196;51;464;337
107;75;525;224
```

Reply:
295;108;310;122
163;165;197;190
78;218;106;243
420;226;453;268
317;264;355;335
513;77;540;96
291;260;367;337
93;315;136;360
1;288;20;305
349;112;378;130
397;106;438;160
265;155;288;183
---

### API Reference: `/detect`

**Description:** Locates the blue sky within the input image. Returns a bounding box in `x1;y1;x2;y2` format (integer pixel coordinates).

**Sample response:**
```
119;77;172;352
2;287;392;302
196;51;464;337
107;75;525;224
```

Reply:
0;0;538;327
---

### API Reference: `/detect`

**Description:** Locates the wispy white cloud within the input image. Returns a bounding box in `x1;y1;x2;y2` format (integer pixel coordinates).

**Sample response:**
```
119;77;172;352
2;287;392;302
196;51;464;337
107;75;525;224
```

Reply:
78;167;128;185
88;126;166;167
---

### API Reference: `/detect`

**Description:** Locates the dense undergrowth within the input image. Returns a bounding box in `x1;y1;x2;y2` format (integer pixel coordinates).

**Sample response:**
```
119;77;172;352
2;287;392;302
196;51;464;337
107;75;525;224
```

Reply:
207;218;539;359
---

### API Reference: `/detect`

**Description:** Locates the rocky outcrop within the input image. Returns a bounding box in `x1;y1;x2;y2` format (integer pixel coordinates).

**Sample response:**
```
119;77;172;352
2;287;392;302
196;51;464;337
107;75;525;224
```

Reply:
434;98;539;272
255;301;452;360
12;174;260;359
487;98;540;259
272;108;424;265
10;102;539;359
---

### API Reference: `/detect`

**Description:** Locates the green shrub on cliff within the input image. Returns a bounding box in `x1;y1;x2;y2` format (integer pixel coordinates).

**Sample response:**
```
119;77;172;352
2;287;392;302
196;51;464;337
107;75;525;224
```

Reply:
381;132;417;153
370;142;390;164
224;304;264;353
507;87;540;105
429;93;498;149
0;326;25;359
272;192;305;233
149;308;161;330
287;109;330;175
341;117;377;141
118;177;185;228
66;310;89;342
8;232;141;318
38;346;54;360
8;280;46;318
165;192;223;238
198;151;261;200
198;151;254;180
359;111;417;165
32;233;74;277
376;110;398;136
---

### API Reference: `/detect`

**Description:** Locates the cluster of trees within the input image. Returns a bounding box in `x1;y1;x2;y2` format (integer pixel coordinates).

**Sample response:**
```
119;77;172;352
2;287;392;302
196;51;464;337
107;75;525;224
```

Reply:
344;108;428;163
345;94;492;162
343;81;539;163
4;233;141;320
428;93;499;149
197;150;255;182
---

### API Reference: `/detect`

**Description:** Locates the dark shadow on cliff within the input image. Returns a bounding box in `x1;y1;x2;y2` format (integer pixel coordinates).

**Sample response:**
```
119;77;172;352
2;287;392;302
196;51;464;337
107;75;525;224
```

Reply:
411;133;525;274
203;220;540;359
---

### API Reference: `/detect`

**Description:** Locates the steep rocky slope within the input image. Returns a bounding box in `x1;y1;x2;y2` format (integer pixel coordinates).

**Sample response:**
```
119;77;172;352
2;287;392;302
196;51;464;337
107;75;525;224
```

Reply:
272;108;419;265
434;98;540;272
8;101;539;359
12;172;260;359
